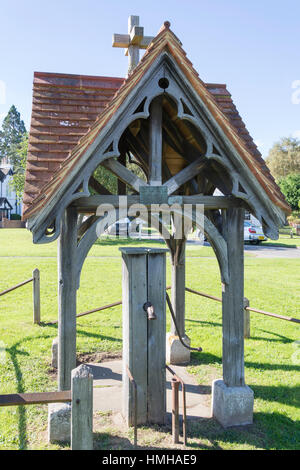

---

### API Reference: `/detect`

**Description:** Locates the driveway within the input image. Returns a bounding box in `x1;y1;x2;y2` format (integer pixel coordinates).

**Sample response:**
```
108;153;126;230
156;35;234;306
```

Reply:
244;244;300;258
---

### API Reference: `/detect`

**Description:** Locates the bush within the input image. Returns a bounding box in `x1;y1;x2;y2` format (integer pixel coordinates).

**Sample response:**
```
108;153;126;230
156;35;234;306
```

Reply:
10;213;21;220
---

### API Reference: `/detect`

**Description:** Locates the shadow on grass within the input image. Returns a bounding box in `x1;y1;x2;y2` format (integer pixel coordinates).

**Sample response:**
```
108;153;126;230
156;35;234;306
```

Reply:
187;412;299;450
94;237;164;247
5;333;52;450
40;320;122;345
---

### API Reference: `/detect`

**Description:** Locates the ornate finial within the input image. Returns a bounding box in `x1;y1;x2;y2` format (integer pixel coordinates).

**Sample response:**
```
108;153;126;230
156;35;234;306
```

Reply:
164;21;171;29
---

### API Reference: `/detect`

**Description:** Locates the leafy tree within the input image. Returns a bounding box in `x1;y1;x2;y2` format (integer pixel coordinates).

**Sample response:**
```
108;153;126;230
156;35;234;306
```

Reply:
266;137;300;180
0;105;26;164
278;173;300;211
9;133;28;202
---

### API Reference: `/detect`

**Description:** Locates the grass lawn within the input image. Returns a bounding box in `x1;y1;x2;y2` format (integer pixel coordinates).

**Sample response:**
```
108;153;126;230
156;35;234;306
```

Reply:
0;229;299;450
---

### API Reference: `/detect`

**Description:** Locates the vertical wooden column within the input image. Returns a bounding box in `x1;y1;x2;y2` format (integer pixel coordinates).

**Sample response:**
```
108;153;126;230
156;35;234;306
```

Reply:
58;206;78;391
149;96;162;186
147;251;166;423
32;268;40;324
120;247;167;426
170;240;186;337
222;207;245;387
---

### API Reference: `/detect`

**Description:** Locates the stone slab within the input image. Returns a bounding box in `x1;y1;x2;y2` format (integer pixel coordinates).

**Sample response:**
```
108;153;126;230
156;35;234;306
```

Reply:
48;402;71;443
211;379;254;428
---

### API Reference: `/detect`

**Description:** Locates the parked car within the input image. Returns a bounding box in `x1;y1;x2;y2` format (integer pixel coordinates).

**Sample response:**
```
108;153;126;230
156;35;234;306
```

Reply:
244;221;267;244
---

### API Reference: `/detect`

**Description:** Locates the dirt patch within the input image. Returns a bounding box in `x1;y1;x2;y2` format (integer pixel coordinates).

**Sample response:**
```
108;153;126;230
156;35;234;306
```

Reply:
77;350;122;364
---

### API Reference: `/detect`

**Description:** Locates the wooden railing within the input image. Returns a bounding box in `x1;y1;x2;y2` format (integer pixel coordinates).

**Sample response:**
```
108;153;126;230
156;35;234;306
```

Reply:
0;269;40;324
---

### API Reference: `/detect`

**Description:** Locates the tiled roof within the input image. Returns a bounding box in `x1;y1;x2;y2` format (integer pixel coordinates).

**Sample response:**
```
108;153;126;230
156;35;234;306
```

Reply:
23;22;290;220
23;72;124;213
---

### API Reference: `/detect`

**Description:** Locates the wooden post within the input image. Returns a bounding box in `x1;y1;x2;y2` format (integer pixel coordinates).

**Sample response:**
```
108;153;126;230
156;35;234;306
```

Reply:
170;240;186;337
120;247;167;426
71;364;93;450
147;251;166;424
32;268;40;324
149;96;162;186
58;206;77;391
244;297;250;339
222;207;245;387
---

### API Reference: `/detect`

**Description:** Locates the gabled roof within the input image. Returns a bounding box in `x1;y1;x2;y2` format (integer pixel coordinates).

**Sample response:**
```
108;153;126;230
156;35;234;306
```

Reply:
23;72;124;213
23;21;290;224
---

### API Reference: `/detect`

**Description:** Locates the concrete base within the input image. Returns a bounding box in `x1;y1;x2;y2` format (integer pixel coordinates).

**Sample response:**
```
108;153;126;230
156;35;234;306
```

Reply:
48;402;71;443
51;337;58;369
212;379;254;428
166;333;191;364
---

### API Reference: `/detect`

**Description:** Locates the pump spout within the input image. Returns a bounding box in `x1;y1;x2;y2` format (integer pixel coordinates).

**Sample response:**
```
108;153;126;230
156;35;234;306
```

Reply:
143;301;156;320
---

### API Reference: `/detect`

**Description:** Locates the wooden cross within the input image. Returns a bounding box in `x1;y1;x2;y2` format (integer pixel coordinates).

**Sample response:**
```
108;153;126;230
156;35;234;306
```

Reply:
113;15;154;75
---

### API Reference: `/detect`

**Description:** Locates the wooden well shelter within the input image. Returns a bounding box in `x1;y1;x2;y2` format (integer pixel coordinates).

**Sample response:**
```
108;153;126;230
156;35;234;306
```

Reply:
23;18;290;426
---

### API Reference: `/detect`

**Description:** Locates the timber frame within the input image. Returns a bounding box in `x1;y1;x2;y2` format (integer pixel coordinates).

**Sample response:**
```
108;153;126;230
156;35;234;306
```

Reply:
24;24;289;407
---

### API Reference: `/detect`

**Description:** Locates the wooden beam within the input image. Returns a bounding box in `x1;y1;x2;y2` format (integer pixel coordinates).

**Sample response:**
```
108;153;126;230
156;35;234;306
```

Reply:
163;157;207;195
0;391;71;407
222;207;245;387
149;97;162;185
58;206;77;391
102;158;147;193
72;195;245;212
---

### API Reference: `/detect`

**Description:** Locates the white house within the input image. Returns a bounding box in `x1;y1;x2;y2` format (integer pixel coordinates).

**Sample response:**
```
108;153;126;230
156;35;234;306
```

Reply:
0;159;22;220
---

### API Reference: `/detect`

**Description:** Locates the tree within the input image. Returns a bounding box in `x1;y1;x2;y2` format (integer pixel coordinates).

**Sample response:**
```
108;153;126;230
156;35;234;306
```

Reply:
278;173;300;211
266;137;300;180
9;133;28;202
0;105;26;164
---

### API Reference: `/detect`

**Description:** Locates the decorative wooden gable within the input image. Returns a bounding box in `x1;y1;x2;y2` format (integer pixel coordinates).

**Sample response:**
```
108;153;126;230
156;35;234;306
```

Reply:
24;22;289;246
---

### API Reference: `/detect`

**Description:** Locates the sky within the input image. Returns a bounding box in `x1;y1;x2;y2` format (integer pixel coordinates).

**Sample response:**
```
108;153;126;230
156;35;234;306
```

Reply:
0;0;299;158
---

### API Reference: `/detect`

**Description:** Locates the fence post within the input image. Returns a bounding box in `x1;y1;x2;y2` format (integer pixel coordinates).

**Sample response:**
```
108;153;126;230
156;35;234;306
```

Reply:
71;364;93;450
33;268;40;324
244;297;250;339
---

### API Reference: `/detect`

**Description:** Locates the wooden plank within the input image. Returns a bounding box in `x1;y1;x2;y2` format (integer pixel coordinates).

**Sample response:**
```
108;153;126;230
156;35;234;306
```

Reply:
147;252;167;424
163;157;207;195
222;207;245;387
244;297;250;339
58;206;77;391
71;365;93;450
32;268;40;324
0;391;71;407
149;97;162;185
102;158;148;192
73;195;244;212
170;240;186;337
112;33;130;48
120;249;148;426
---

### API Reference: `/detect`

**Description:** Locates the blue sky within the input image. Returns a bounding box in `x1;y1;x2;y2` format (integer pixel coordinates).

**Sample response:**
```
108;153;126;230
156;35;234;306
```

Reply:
0;0;299;158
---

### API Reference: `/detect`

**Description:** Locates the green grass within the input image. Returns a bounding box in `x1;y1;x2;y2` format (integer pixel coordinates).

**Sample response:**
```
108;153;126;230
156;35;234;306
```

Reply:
0;229;299;450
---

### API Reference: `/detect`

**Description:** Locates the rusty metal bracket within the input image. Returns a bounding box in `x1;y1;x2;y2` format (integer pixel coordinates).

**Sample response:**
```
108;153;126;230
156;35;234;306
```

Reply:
166;365;187;445
126;365;138;448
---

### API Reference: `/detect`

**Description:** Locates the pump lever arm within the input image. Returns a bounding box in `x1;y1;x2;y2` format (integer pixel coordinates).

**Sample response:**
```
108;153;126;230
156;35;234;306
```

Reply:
166;293;202;353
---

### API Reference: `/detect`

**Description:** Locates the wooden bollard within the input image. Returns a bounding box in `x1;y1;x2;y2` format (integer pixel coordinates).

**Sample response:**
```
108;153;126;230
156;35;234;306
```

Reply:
244;297;250;339
33;268;40;324
71;364;93;450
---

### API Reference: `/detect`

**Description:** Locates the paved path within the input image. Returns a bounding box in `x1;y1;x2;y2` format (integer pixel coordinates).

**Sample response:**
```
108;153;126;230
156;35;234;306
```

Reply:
244;245;300;258
89;359;211;421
